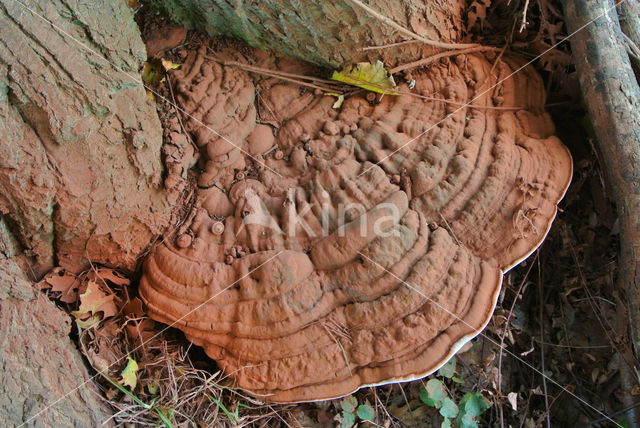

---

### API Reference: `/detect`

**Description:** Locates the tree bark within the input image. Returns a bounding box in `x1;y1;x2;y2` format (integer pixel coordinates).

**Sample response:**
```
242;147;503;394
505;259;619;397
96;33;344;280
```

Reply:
0;257;113;427
0;0;171;276
154;0;465;67
562;0;640;401
618;0;640;71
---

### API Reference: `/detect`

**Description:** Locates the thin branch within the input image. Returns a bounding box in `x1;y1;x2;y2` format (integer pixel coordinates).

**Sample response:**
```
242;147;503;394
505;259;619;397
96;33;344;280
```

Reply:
390;46;502;74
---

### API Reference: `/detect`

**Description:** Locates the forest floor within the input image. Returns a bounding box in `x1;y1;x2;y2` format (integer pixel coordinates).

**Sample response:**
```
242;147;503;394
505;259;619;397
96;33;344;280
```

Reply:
37;1;636;426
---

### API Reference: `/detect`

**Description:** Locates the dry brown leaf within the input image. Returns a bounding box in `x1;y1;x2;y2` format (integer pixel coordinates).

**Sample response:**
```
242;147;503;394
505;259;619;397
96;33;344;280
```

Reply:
72;280;118;320
126;318;157;347
467;0;491;32
40;268;79;303
87;267;130;287
122;297;145;317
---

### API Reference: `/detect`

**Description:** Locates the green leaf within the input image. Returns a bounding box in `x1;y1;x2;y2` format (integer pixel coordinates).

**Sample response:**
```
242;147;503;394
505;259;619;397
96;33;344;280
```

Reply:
339;411;356;428
100;371;172;427
142;58;180;86
147;380;159;395
234;402;250;419
356;403;374;420
155;407;174;428
458;412;479;428
419;387;438;407
121;357;139;389
426;379;445;403
332;60;397;94
341;395;358;413
441;418;452;428
439;398;459;419
208;394;236;424
462;393;490;417
437;357;456;378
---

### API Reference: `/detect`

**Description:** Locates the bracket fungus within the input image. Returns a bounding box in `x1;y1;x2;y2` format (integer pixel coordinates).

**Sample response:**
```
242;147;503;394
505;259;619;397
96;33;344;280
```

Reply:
140;47;572;403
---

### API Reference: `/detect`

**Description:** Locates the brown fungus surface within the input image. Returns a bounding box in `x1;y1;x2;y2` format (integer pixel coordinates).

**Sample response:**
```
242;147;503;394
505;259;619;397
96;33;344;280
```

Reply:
140;48;572;403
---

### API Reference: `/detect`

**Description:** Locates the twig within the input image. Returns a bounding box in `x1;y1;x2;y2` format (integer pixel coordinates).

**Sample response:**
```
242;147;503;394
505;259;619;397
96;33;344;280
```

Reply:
535;389;566;427
390;46;502;74
360;40;419;51
537;256;551;428
519;0;531;32
622;31;640;61
562;224;640;369
438;213;461;246
497;251;538;428
347;0;478;50
208;57;346;92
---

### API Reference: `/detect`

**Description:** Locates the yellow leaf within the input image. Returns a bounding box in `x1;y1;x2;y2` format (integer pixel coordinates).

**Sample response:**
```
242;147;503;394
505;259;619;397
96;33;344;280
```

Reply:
142;58;180;86
75;315;101;330
121;357;139;389
332;94;345;109
332;60;398;94
141;61;161;85
161;58;181;71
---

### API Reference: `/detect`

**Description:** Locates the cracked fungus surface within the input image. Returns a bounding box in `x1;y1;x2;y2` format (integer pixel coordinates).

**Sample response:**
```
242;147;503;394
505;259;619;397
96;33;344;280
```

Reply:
140;47;572;403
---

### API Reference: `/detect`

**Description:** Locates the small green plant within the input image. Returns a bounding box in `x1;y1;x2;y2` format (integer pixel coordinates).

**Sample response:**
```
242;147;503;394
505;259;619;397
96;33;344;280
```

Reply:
336;395;375;428
208;394;251;424
419;357;490;428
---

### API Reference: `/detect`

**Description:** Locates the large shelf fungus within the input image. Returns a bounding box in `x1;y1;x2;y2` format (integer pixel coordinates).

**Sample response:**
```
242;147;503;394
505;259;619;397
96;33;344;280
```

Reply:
140;46;572;403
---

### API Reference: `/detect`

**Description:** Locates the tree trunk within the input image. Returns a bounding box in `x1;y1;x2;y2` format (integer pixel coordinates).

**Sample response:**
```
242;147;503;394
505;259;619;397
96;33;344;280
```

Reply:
0;0;171;276
0;257;113;427
561;3;640;421
154;0;465;67
618;0;640;72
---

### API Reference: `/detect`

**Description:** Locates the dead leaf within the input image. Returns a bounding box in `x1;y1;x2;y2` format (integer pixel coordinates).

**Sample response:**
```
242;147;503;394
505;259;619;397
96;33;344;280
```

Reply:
87;267;130;287
126;318;157;347
161;58;181;71
332;94;345;109
40;268;79;303
122;297;145;317
467;0;491;32
72;281;117;320
76;315;101;330
142;58;181;85
507;392;518;411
